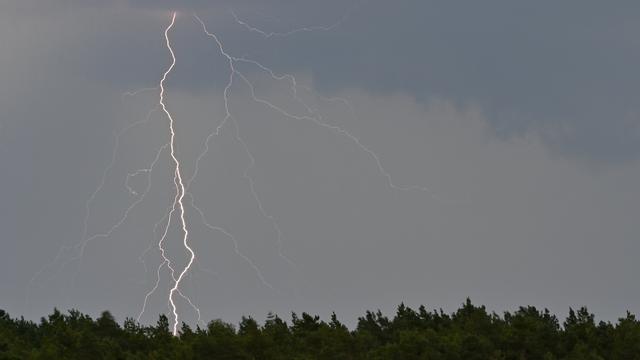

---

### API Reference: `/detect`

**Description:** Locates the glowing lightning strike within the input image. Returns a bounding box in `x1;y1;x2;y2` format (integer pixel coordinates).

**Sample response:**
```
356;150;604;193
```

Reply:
30;5;439;334
158;12;197;336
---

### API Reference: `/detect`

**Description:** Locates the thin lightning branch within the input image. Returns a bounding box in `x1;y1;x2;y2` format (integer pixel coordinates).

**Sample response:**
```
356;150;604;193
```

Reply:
194;14;296;270
235;58;435;196
25;244;73;310
122;87;158;98
178;287;204;327
184;20;236;190
56;142;168;310
185;192;275;291
191;14;442;295
181;21;279;298
138;199;175;278
193;260;219;279
230;112;297;268
26;82;164;311
27;106;162;309
199;14;436;198
72;106;161;274
237;69;437;197
74;143;168;270
137;260;167;322
137;204;175;322
229;4;356;39
80;106;160;250
232;56;314;115
299;84;355;116
299;86;442;197
126;167;152;196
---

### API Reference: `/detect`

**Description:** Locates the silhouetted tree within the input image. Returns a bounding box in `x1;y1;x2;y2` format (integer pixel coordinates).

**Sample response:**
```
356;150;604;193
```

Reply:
0;300;639;359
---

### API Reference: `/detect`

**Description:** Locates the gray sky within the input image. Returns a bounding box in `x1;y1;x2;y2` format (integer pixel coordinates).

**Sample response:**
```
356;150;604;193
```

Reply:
1;0;639;328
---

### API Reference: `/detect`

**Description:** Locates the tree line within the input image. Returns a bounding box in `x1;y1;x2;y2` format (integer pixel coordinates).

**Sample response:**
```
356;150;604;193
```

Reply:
1;299;639;359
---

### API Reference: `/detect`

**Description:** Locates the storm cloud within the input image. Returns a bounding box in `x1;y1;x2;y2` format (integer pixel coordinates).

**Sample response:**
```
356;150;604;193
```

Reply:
1;0;639;327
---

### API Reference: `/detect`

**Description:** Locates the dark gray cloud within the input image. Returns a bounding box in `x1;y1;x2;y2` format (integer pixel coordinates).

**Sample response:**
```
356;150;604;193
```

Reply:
10;0;640;162
233;0;640;163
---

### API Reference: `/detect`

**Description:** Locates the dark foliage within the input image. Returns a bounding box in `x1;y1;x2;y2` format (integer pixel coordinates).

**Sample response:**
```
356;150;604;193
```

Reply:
1;300;639;359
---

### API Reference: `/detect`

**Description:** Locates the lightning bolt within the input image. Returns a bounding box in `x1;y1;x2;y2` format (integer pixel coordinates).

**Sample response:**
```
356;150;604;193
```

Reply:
141;11;272;333
155;12;200;336
29;5;440;335
138;14;282;327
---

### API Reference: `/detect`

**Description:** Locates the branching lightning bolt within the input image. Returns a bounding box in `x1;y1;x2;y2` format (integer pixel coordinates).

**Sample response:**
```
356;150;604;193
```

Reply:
29;5;440;336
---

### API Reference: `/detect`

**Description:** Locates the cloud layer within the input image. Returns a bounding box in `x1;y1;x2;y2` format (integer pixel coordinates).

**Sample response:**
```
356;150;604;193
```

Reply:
1;1;639;326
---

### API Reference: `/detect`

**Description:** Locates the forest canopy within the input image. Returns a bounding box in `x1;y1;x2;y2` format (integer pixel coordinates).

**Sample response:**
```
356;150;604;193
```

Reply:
1;300;639;359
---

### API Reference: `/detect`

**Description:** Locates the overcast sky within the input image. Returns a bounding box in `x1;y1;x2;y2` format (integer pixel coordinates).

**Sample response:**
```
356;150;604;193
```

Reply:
1;0;640;328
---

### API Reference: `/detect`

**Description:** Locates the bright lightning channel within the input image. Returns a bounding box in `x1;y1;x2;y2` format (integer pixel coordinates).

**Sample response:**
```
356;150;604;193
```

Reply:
157;12;198;336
